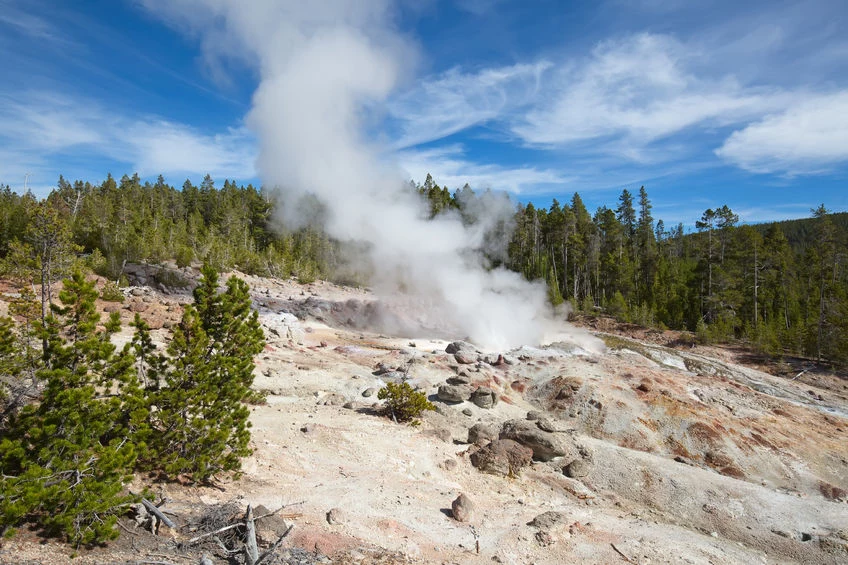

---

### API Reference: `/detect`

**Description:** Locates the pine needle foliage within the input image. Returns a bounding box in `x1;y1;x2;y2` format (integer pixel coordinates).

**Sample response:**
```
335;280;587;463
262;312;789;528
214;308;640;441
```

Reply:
0;271;138;546
140;265;265;482
377;381;435;423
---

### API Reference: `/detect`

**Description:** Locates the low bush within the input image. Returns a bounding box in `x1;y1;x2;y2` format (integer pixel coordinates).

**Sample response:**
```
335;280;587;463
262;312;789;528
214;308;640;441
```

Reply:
377;381;435;423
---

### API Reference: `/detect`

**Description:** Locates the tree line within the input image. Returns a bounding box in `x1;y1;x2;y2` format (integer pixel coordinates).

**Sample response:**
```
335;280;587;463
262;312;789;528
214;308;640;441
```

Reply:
0;173;337;285
415;174;848;365
1;171;846;367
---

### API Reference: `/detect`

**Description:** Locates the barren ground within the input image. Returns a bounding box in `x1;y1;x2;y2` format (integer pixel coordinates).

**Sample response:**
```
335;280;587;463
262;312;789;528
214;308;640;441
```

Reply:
1;270;846;565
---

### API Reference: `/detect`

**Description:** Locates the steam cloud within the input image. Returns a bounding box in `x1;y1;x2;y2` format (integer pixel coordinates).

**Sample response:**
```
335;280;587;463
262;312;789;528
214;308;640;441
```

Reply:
142;0;582;350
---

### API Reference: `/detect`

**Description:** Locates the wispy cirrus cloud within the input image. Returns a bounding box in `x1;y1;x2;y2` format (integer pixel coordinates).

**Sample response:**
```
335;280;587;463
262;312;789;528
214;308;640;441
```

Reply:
0;91;256;194
387;61;550;149
387;28;848;180
512;34;788;148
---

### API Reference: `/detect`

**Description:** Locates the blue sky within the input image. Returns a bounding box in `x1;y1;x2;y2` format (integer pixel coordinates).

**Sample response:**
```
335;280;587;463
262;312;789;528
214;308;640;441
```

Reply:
1;0;847;227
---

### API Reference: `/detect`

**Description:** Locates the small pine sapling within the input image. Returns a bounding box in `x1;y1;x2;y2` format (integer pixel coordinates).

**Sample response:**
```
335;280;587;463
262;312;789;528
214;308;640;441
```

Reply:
377;381;435;424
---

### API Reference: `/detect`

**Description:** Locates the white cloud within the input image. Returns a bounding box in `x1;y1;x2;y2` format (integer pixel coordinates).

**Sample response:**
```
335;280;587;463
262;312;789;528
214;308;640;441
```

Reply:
0;91;256;191
127;121;255;179
513;34;787;148
388;61;550;149
716;92;848;175
397;144;568;194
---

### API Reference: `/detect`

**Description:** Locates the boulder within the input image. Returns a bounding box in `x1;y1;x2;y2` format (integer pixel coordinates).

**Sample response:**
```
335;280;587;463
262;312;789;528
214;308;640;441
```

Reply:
467;423;499;445
469;439;533;477
451;494;475;523
499;419;576;462
445;341;476;354
437;383;472;403
470;386;498;409
454;351;478;364
563;458;592;478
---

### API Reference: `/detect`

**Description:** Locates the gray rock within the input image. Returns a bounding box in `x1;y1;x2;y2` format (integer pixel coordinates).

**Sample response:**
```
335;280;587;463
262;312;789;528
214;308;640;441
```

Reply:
446;375;472;385
528;511;569;530
451;493;475;523
326;508;344;525
362;387;377;398
467;423;499;445
446;341;476;354
535;417;558;432
470;386;498;409
455;351;478;364
563;458;593;478
526;410;543;421
469;439;533;477
438;383;472;403
461;408;473;416
499;419;576;461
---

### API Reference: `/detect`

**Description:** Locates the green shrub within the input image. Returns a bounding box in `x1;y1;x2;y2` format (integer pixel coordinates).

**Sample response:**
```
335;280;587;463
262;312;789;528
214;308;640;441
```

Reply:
377;381;435;423
100;281;124;302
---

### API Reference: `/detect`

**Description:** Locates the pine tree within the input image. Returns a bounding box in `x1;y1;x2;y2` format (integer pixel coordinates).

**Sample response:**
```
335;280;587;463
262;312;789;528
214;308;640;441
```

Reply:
0;272;138;545
143;266;264;482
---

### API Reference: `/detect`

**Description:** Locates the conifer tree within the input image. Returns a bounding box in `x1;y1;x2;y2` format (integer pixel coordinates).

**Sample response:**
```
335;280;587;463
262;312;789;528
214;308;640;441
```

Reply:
142;266;264;482
0;271;137;545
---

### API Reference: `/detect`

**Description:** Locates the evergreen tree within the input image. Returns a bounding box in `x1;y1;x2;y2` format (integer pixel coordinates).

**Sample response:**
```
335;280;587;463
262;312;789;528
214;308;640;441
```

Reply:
0;272;138;545
142;266;265;482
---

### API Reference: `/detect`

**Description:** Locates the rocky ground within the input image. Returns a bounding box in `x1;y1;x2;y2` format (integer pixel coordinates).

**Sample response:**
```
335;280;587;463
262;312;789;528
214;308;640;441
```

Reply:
1;267;846;565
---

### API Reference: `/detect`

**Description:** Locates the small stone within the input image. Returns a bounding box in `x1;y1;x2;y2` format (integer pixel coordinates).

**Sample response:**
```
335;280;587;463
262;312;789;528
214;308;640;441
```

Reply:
526;411;543;421
564;458;593;478
451;494;475;522
462;408;473;416
326;508;344;525
362;387;377;398
535;417;558;432
441;458;458;471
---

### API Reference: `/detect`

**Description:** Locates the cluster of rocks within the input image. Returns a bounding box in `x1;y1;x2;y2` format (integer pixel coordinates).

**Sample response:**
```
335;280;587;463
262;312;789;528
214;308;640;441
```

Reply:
122;262;195;294
436;374;498;409
445;340;513;367
464;413;595;480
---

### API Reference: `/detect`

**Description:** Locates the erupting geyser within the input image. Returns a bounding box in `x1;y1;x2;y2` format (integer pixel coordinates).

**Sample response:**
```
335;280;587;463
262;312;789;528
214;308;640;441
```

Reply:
142;0;599;351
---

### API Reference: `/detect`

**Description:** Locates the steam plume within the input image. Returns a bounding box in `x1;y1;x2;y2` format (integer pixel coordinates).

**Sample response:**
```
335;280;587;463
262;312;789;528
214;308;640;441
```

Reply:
142;0;575;350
